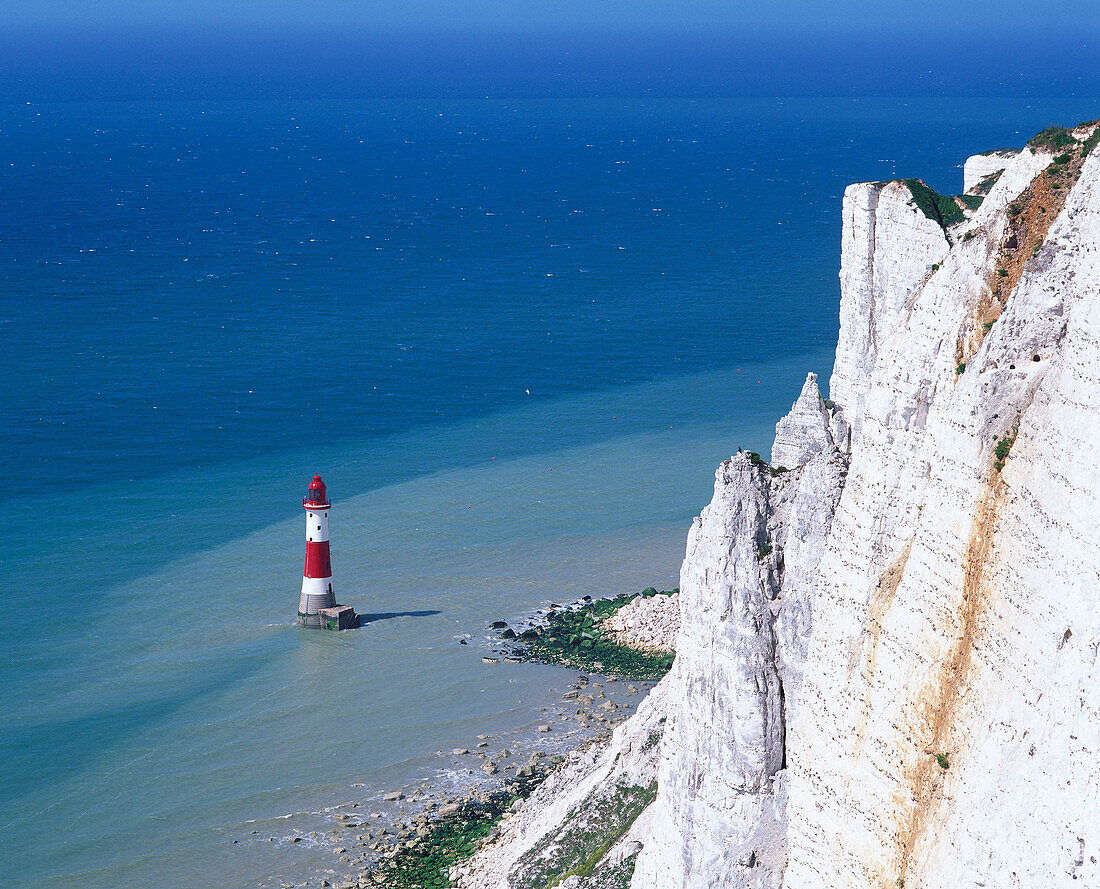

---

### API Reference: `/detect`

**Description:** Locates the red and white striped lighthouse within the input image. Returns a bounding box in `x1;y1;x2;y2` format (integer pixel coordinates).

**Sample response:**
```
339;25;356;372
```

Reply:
296;474;357;629
298;474;335;627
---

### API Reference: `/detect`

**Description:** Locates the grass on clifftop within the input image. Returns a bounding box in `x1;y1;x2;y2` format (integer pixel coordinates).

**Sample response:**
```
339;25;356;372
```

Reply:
905;120;1098;245
957;193;985;211
971;170;1004;197
1027;119;1100;156
969;118;1099;362
510;589;676;680
1083;123;1100;157
904;178;966;234
1028;126;1077;152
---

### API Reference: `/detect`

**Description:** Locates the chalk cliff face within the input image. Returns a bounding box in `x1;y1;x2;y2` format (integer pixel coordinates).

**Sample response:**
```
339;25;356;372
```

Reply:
633;455;790;889
458;122;1100;889
962;149;1018;193
829;180;949;442
770;372;846;468
785;136;1100;889
632;443;847;889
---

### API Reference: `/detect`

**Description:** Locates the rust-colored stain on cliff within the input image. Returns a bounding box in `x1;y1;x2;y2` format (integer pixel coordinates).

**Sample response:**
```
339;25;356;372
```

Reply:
895;472;1008;882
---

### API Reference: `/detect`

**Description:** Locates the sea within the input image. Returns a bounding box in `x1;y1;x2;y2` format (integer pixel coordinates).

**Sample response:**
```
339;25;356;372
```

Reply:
1;34;1098;885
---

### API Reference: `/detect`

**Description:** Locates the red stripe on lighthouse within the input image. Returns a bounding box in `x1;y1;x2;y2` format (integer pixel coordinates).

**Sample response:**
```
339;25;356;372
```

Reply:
304;540;332;578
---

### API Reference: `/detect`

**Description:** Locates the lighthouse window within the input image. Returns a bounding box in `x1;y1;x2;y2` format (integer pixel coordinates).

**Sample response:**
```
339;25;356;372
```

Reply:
317;525;321;531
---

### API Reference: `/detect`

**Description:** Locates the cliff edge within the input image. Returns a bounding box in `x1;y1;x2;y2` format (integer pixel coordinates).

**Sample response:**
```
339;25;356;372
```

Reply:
457;119;1100;889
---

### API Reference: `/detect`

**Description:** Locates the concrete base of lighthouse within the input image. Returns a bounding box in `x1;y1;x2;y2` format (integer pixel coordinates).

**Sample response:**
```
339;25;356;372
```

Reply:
299;589;337;614
320;605;358;630
297;604;359;630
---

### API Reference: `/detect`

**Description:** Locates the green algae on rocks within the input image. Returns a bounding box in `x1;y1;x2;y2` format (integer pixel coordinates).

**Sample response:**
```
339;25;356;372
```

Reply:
372;775;549;889
507;589;676;681
508;780;658;889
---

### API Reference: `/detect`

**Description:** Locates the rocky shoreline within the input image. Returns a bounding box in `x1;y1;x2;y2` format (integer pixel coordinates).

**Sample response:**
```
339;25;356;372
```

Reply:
486;588;679;681
272;588;677;889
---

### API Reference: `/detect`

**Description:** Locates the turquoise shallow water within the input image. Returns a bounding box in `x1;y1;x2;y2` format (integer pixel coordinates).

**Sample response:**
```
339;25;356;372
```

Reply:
5;94;1100;887
1;353;828;887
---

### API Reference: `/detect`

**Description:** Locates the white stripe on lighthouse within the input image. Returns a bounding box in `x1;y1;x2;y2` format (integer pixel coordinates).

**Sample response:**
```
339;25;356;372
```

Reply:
301;575;333;599
305;510;329;544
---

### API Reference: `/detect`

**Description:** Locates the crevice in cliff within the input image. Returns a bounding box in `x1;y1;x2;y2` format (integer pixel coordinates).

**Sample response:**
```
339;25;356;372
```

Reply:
776;646;788;772
867;186;880;363
761;449;850;783
761;470;788;779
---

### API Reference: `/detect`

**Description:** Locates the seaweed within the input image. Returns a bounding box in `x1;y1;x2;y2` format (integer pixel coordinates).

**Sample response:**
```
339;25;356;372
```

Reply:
508;589;677;680
377;786;542;889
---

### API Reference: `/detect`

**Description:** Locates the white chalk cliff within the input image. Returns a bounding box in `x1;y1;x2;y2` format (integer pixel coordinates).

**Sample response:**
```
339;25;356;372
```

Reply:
785;130;1100;889
770;371;846;468
962;149;1018;193
459;121;1100;889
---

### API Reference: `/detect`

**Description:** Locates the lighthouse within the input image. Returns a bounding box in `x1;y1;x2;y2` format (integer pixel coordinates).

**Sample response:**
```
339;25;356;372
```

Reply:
297;474;358;630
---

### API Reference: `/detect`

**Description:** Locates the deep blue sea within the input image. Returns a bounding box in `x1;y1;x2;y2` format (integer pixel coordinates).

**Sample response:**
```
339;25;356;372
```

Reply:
2;79;1098;887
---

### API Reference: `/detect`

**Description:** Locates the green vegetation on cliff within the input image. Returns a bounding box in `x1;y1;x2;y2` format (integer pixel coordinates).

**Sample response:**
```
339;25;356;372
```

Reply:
509;781;658;889
1028;126;1076;152
1083;125;1100;157
904;178;966;232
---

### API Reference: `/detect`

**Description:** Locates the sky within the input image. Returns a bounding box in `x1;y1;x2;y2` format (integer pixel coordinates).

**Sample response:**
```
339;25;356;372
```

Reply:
2;0;1099;35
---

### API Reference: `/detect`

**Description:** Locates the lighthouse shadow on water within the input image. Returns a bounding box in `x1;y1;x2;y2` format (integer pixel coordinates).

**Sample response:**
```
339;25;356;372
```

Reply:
297;474;359;630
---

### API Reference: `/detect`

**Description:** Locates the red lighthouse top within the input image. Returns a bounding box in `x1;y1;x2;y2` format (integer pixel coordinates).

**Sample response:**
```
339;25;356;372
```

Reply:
303;474;330;509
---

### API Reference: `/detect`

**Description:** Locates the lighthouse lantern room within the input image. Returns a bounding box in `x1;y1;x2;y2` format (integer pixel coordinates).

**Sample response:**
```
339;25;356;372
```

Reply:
297;474;358;630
